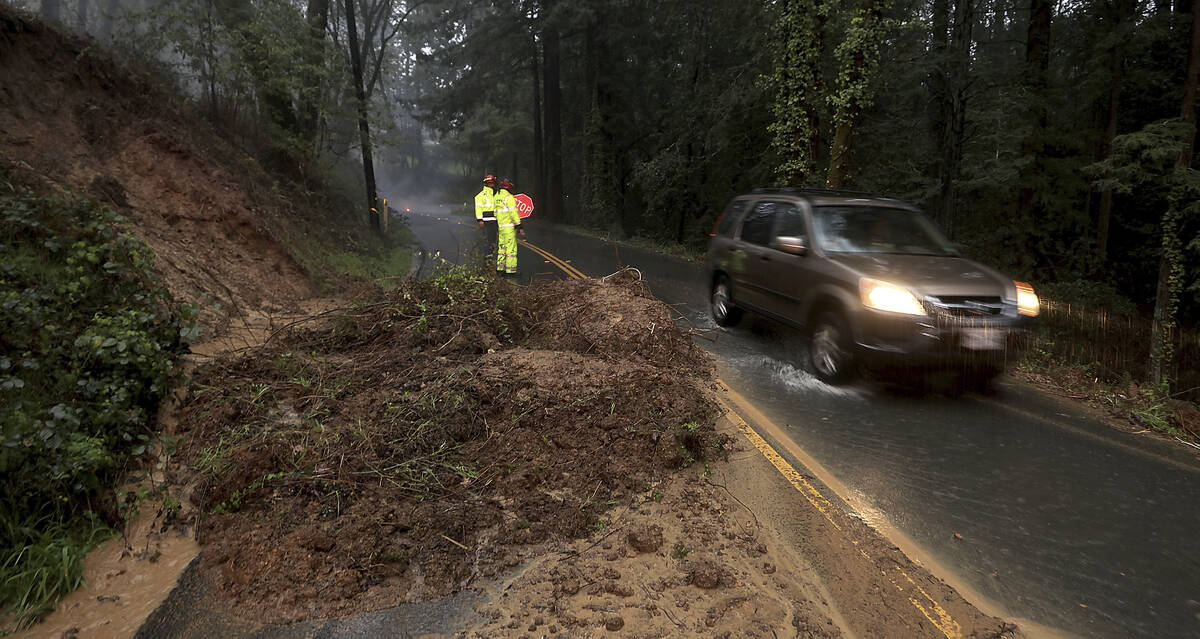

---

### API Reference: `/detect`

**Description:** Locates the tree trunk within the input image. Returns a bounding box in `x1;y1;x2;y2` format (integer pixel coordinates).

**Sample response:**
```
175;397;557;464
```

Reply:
768;0;826;186
828;0;883;188
531;36;545;214
212;0;301;169
1149;4;1199;386
41;0;60;21
542;23;563;223
1096;0;1135;262
827;125;853;188
300;0;330;163
934;0;973;236
344;0;379;231
1014;0;1052;226
1096;66;1120;260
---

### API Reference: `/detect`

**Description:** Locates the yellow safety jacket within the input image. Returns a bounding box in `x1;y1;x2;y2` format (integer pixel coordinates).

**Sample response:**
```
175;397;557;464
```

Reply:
474;186;496;222
494;189;520;228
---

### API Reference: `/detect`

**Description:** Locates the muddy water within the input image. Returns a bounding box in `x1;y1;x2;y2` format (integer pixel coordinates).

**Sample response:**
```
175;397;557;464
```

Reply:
17;300;346;639
13;503;198;639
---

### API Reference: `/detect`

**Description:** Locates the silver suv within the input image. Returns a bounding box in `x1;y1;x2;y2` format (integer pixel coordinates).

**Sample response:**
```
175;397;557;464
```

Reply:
706;189;1039;384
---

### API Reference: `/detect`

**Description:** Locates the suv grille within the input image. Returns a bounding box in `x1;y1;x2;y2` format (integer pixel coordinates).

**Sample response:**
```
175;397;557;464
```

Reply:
926;296;1004;317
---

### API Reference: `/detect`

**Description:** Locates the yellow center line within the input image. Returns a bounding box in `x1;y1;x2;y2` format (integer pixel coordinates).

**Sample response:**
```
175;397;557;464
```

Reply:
429;210;964;639
519;239;586;279
714;382;963;639
713;394;843;532
521;240;585;279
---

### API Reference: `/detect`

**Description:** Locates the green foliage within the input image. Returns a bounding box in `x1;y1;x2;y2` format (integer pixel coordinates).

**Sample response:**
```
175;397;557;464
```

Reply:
0;506;109;633
764;0;829;185
827;2;888;129
1086;118;1200;384
0;178;190;629
125;0;335;175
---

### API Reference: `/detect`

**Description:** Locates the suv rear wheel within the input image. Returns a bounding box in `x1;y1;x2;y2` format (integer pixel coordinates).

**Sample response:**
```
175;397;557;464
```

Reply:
711;275;743;327
810;311;855;384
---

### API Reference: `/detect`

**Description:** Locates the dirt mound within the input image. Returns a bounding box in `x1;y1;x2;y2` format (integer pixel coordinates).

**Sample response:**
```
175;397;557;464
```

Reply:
170;271;723;624
0;7;315;332
530;269;711;370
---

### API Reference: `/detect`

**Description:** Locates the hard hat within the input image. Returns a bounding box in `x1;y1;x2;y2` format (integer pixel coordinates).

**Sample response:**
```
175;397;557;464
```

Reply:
482;174;497;184
500;178;514;189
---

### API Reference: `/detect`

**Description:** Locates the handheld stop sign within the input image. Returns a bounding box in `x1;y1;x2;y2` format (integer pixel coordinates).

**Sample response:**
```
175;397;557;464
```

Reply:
515;194;534;219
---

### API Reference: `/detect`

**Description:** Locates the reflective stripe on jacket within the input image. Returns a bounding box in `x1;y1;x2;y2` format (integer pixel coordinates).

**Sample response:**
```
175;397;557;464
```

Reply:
494;189;520;228
475;187;495;221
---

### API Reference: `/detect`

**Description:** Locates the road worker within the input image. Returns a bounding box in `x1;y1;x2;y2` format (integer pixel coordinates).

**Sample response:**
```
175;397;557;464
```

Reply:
474;174;498;262
494;178;525;276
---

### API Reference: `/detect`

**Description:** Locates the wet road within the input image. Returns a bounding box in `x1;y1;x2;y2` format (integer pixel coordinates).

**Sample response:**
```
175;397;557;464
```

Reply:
406;210;1200;639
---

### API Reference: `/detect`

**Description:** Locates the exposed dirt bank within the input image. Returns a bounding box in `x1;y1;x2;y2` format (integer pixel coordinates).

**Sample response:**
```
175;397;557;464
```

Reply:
0;7;321;335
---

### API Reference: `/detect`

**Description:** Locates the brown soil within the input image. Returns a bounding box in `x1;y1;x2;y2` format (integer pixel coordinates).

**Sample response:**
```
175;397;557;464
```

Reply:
168;271;726;625
0;7;317;335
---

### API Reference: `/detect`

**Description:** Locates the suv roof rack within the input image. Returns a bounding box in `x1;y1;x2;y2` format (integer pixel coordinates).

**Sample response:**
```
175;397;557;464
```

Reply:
749;187;879;198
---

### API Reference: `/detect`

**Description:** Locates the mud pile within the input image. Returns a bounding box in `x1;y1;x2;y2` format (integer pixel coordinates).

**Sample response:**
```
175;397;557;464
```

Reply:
171;269;722;623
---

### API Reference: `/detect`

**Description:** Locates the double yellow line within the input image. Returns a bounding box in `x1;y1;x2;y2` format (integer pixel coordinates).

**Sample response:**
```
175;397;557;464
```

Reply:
520;239;586;279
445;217;963;637
715;382;963;639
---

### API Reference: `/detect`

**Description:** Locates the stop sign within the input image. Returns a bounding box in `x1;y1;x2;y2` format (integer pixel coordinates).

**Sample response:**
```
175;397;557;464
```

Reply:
514;194;534;218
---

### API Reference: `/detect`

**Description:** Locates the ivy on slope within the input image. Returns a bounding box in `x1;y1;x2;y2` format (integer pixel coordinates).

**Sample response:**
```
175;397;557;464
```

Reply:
0;174;192;628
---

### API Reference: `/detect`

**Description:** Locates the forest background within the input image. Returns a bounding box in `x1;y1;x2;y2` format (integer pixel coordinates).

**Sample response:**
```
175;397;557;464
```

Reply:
13;0;1200;392
2;0;1197;629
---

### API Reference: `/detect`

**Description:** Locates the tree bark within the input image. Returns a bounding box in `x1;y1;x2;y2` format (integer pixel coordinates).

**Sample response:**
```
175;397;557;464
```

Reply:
531;35;545;214
1014;0;1052;226
542;21;563;223
344;0;380;231
1096;0;1135;262
300;0;330;155
1096;67;1120;259
1149;3;1199;386
935;0;973;236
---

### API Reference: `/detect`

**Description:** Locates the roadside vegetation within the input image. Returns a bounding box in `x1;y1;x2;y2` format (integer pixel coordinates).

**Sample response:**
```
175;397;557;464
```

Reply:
0;173;192;631
1018;281;1200;444
0;5;417;630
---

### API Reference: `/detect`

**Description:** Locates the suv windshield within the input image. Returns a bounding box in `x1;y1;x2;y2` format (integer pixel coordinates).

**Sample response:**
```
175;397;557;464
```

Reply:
812;206;957;256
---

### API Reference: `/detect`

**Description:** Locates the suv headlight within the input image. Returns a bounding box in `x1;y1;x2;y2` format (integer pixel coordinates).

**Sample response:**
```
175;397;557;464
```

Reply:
1014;281;1040;317
860;278;926;316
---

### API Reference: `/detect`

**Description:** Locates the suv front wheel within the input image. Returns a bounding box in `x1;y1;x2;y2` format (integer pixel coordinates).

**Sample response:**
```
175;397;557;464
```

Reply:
810;311;856;384
711;275;743;327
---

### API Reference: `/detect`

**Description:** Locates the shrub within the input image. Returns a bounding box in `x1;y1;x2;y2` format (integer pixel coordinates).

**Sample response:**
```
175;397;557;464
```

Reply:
0;176;191;629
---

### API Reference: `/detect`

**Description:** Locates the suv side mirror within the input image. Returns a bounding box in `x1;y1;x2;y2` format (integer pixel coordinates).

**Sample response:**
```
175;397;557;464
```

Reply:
773;235;808;256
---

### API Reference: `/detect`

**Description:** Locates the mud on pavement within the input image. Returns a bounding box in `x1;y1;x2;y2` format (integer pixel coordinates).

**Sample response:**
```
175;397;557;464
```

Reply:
151;266;1015;638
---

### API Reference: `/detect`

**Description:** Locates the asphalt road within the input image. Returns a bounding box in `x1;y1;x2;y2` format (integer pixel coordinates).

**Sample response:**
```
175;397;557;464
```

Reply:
405;209;1200;639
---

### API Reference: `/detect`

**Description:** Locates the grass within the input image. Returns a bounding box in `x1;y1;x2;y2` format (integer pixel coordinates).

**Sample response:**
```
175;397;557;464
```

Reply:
0;510;110;634
286;221;415;291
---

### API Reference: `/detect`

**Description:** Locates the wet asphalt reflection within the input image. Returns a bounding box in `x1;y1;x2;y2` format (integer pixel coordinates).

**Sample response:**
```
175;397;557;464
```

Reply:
405;212;1200;639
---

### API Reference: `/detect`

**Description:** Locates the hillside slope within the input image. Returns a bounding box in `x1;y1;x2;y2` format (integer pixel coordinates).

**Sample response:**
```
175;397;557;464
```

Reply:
0;6;318;332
